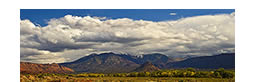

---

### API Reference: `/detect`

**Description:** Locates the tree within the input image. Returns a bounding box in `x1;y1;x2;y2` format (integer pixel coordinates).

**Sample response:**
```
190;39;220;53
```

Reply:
186;68;196;72
213;72;222;78
161;72;168;77
144;72;151;77
222;71;234;78
214;68;234;78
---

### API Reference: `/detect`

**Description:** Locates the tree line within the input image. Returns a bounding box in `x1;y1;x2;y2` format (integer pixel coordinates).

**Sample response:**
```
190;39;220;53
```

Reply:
74;68;234;78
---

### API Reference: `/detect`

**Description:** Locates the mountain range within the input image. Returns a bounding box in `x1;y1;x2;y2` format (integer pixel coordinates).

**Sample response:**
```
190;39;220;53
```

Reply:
59;52;235;73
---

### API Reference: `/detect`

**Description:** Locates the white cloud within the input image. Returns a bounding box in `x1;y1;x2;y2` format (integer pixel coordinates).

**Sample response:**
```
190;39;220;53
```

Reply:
20;13;235;63
169;13;177;15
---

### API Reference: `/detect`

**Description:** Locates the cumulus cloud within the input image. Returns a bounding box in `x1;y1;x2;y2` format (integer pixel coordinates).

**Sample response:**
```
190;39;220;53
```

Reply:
169;13;177;15
20;13;235;63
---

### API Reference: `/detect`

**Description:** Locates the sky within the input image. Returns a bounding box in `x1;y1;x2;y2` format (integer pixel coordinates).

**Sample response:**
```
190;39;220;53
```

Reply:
21;9;234;26
20;9;235;63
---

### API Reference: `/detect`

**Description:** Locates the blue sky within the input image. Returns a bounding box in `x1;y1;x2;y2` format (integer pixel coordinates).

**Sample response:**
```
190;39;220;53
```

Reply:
20;9;234;27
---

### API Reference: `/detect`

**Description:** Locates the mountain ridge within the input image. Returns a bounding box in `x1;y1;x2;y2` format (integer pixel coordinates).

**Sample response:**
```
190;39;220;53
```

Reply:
166;53;235;69
20;62;74;74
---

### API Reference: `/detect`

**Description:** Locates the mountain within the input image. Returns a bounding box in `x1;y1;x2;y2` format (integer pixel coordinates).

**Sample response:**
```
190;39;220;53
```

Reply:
60;52;176;73
20;62;74;74
166;53;235;69
134;62;160;72
60;52;140;73
138;53;177;68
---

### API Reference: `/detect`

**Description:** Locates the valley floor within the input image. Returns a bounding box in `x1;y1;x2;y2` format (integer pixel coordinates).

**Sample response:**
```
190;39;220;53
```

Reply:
21;74;235;82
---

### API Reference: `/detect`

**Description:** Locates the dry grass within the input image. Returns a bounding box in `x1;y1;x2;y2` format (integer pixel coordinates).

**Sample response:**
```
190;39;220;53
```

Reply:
20;74;235;82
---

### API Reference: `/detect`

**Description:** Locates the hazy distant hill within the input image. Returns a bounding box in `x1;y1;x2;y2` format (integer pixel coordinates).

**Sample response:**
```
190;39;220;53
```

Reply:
20;62;74;74
166;53;235;69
